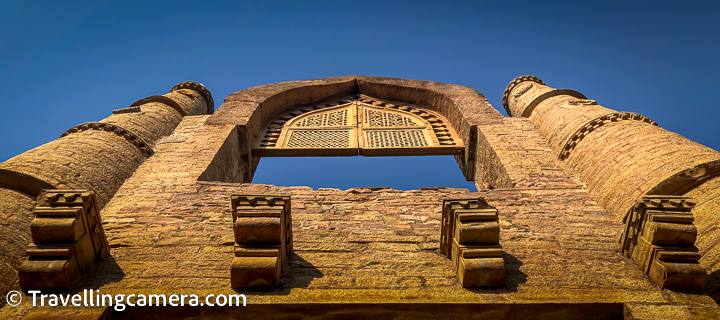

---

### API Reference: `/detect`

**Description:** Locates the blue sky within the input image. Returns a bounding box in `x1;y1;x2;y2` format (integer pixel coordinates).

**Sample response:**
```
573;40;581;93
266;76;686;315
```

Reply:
1;1;719;190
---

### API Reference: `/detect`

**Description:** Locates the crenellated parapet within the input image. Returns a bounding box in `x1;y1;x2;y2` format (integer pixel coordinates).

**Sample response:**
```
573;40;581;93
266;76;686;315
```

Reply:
440;198;504;288
17;190;109;290
619;196;706;290
230;195;292;287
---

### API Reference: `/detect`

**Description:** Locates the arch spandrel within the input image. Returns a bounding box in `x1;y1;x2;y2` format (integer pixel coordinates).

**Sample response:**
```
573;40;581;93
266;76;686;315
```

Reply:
253;95;464;157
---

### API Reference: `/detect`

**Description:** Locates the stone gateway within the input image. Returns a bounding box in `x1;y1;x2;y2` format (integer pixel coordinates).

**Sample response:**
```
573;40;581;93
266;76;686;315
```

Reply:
2;75;720;319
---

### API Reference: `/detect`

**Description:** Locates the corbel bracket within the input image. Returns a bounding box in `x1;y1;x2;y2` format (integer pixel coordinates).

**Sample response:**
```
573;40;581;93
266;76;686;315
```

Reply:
230;194;292;287
441;198;504;287
18;190;110;290
619;195;706;290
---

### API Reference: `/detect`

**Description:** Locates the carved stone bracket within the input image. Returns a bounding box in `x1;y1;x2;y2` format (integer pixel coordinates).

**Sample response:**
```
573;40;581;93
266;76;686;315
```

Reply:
559;112;658;160
60;122;154;157
111;106;141;114
619;195;706;290
440;198;504;288
17;190;110;290
230;195;292;287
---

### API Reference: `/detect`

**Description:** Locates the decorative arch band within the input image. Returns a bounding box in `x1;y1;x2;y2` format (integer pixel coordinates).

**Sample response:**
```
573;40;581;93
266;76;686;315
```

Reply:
559;112;658;160
60;122;154;157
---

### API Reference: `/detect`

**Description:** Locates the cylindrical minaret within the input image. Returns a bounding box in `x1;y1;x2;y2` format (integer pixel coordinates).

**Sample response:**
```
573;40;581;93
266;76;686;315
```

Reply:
0;81;212;305
502;76;720;219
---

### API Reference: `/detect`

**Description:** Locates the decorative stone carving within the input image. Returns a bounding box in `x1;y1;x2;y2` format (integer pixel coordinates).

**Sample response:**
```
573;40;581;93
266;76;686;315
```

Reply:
17;190;110;290
619;196;706;290
230;195;292;288
111;106;141;114
511;83;534;100
567;99;598;106
171;81;215;114
253;95;464;157
559;112;658;160
440;198;504;288
60;122;154;157
501;75;545;114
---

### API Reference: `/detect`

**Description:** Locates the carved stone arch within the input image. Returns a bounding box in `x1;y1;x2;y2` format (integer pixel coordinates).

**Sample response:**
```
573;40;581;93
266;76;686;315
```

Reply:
208;75;504;182
356;95;463;156
252;94;464;157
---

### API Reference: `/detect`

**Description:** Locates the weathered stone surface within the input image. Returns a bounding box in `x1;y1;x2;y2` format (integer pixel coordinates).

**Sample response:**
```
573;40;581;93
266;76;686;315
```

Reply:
440;198;505;287
17;190;110;291
619;196;706;290
230;194;291;287
0;188;34;308
3;76;720;318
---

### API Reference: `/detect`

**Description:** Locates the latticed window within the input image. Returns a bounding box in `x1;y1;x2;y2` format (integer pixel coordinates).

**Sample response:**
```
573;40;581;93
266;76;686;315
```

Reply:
253;95;463;157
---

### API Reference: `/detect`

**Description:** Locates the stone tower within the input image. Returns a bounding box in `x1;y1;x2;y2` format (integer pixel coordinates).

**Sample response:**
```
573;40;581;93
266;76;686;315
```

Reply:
1;75;720;319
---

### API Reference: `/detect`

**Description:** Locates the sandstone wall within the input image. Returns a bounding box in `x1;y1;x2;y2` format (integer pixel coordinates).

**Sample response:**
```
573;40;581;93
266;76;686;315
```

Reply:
4;77;720;318
0;188;34;302
3;116;713;318
686;176;720;299
476;117;580;190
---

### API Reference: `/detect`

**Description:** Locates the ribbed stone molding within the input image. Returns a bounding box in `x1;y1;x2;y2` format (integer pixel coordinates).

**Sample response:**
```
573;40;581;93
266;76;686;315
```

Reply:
60;122;155;157
502;75;586;118
172;81;215;114
501;75;544;115
558;112;658;160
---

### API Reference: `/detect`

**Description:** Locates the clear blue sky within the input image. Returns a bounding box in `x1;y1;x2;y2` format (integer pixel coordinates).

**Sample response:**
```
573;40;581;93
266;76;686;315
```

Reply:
1;1;719;190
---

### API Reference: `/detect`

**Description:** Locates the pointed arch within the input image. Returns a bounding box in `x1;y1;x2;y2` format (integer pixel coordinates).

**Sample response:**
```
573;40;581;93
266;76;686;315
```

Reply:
208;75;503;182
252;95;464;157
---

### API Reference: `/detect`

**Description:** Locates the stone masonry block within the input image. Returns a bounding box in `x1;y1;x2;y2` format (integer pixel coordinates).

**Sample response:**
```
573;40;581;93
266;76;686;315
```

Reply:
230;195;292;288
441;197;505;288
620;195;706;290
18;190;110;291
